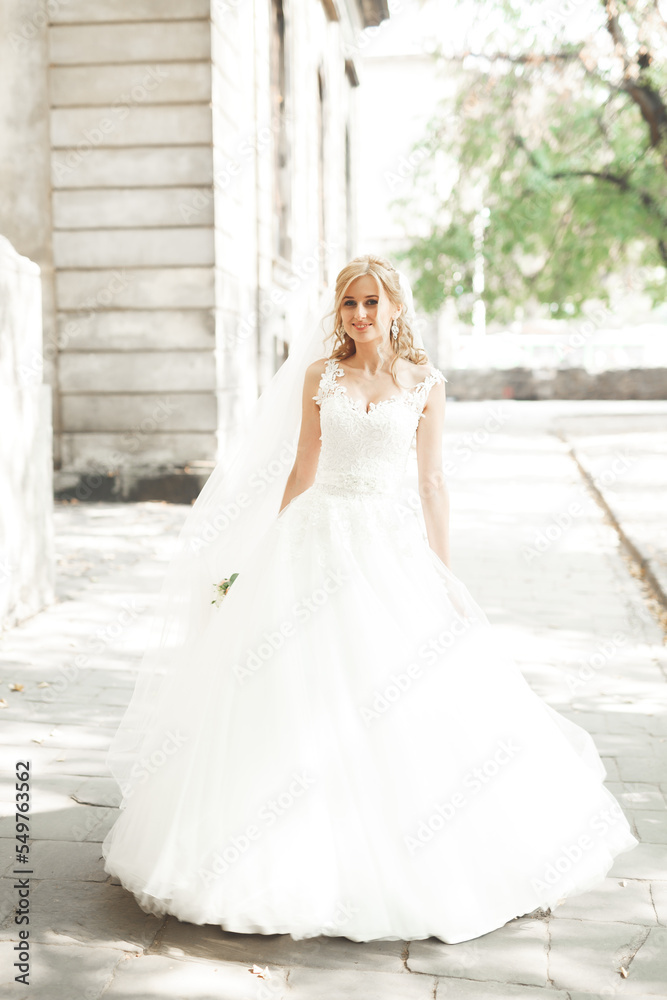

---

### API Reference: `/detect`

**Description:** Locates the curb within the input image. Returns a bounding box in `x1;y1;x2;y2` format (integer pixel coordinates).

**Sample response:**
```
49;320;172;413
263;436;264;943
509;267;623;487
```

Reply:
558;432;667;625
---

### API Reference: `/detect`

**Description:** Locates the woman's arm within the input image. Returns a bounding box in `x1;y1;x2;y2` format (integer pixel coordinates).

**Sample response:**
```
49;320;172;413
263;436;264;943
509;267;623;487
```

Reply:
416;378;450;568
278;360;325;513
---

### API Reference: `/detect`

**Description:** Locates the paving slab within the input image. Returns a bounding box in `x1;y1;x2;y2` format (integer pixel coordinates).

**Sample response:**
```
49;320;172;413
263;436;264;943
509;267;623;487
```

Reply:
620;783;667;811
0;700;124;727
632;811;667;844
0;803;117;843
433;982;570;999
0;772;98;815
568;994;665;1000
618;926;667;996
650;881;667;925
286;965;436;999
0;839;16;877
609;844;667;881
618;757;667;783
0;744;111;779
152;918;407;972
0;940;125;1000
18;840;106;882
102;952;290;1000
71;777;123;808
0;879;163;953
549;877;656;925
406;920;549;987
548;917;650;993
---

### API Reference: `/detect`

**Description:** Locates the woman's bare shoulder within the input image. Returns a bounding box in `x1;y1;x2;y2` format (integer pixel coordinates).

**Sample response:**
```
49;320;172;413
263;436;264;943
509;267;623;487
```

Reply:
398;357;441;387
305;357;332;378
303;357;334;398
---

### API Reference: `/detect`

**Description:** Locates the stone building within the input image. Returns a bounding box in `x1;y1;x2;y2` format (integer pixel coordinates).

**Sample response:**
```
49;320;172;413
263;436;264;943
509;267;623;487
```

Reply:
1;0;389;501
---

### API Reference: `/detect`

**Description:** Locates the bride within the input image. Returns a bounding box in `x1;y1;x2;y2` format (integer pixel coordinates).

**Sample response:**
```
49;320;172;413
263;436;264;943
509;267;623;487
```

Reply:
102;253;637;945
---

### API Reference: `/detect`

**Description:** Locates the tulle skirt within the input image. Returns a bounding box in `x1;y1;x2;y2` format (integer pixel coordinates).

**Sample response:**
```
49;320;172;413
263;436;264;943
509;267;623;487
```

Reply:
102;481;638;944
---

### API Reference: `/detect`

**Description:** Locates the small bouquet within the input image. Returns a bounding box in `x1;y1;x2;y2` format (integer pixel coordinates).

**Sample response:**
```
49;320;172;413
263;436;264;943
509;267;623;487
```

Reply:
211;572;239;607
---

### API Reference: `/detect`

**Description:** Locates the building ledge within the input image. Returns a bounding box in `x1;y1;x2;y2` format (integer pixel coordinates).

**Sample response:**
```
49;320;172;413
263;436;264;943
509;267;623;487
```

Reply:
322;0;390;27
356;0;390;27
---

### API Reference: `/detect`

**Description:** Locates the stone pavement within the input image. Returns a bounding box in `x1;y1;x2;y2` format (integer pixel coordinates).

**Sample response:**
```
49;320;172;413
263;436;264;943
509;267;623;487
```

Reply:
0;399;666;1000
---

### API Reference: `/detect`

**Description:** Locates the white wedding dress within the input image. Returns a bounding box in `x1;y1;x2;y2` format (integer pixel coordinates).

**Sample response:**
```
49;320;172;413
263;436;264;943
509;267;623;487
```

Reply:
102;356;638;945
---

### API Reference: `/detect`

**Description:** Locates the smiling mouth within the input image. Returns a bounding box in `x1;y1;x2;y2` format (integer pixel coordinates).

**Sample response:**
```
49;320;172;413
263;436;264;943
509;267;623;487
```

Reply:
353;323;371;329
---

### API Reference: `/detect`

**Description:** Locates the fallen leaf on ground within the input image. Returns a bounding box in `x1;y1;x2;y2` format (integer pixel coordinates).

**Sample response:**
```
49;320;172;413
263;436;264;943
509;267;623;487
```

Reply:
249;965;271;980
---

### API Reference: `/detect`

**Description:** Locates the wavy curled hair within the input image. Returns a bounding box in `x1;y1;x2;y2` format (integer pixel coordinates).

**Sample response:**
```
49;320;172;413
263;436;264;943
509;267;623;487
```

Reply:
323;254;429;388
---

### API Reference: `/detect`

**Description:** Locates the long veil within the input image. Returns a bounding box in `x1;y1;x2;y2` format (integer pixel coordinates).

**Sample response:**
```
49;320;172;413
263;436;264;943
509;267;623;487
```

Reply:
105;264;433;803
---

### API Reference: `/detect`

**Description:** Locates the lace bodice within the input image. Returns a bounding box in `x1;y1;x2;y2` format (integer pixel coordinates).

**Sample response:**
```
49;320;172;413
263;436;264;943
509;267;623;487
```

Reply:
310;357;447;497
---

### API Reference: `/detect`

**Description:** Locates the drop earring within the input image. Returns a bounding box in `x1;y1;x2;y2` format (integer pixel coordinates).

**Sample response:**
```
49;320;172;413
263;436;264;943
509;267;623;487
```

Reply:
391;317;399;340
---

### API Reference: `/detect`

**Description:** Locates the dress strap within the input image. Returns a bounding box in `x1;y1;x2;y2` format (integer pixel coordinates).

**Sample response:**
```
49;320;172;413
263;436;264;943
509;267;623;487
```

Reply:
312;357;344;406
414;367;447;420
414;367;447;398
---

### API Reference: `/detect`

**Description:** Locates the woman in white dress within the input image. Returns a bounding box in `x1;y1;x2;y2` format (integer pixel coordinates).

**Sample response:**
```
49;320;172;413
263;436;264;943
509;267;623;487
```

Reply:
102;254;638;945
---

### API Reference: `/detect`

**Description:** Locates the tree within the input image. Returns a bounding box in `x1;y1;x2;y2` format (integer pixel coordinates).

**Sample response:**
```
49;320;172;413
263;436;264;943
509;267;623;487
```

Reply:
394;0;667;323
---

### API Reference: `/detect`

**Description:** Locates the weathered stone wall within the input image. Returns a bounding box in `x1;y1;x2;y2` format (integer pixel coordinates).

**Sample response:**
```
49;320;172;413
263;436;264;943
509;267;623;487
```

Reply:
47;1;218;498
445;367;667;401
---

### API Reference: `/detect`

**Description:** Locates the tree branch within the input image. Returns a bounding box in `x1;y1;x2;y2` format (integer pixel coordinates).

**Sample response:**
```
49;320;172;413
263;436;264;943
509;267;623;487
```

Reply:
512;135;667;263
603;1;667;153
551;168;630;188
444;50;581;65
550;168;667;262
623;81;667;149
604;0;630;67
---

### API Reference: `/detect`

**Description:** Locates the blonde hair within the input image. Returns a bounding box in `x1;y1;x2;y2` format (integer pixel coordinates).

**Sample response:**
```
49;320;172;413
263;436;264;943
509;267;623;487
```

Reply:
323;254;429;385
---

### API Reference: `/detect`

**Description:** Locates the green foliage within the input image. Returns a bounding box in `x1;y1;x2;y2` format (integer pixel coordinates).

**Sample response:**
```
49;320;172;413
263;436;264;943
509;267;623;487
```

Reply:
393;2;667;322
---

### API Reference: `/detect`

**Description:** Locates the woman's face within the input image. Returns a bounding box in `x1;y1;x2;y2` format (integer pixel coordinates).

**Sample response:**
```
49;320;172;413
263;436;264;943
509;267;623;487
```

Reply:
338;275;400;345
